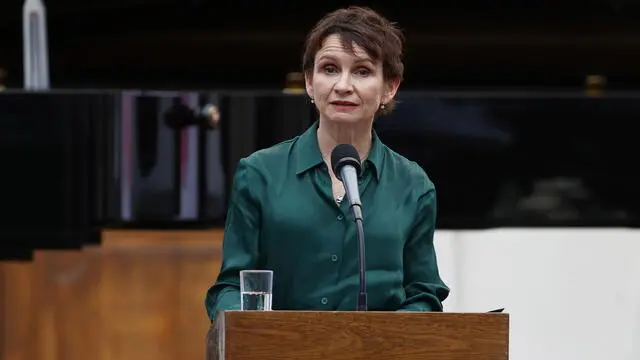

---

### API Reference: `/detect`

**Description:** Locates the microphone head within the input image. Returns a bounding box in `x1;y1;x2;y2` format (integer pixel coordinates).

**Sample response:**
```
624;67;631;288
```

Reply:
330;144;362;181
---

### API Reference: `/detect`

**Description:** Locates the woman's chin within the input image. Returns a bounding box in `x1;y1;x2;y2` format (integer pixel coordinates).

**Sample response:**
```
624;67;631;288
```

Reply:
323;112;368;125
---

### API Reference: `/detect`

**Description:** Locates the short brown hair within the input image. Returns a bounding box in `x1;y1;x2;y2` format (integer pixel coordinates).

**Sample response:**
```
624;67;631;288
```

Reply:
302;6;405;115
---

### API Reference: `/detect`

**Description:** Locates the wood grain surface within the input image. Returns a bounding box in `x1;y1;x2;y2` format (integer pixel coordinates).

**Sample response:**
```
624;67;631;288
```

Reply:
210;311;509;360
0;229;224;360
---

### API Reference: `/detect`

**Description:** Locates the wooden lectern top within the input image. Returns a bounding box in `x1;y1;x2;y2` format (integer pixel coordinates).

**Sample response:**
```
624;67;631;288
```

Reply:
207;311;509;360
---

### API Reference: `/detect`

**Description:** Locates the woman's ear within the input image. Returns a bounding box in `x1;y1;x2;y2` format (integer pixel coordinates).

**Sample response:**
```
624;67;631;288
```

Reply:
382;77;401;105
304;71;314;99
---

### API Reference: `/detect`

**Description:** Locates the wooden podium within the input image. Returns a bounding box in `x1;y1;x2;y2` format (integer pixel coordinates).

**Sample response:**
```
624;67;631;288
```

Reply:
206;311;509;360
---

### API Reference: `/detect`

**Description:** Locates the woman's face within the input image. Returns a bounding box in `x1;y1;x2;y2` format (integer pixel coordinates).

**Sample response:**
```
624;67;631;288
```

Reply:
306;34;399;126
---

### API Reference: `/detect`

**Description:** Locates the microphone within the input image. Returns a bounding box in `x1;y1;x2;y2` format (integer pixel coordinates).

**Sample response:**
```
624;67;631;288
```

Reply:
331;144;367;311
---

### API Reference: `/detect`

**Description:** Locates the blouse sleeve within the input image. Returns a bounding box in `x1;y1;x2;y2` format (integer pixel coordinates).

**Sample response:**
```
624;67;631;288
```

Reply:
398;187;450;311
205;158;262;320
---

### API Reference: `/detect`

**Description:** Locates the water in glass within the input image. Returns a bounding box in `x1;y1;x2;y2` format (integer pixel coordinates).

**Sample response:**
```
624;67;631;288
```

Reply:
240;270;273;311
241;291;272;311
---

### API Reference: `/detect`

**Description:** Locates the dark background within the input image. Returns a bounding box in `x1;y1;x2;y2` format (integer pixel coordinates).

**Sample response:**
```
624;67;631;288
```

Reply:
1;1;640;260
2;1;640;89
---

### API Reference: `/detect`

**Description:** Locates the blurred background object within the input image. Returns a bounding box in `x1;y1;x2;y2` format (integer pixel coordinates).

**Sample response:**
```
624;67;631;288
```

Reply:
203;104;221;128
0;68;6;91
22;0;50;90
585;74;607;96
283;72;306;94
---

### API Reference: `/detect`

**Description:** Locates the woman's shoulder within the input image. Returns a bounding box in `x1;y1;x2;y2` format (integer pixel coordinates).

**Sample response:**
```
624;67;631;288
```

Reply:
381;144;435;194
239;136;299;172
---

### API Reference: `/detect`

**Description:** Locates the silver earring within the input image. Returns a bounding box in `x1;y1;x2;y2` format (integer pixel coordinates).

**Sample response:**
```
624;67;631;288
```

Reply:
380;103;386;110
310;98;315;103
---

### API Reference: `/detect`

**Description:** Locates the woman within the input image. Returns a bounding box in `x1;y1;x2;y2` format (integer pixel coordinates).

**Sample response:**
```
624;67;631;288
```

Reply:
205;6;449;320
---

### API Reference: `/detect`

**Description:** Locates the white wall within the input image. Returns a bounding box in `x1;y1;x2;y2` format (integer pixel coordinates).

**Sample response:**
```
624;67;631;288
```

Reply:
434;228;640;360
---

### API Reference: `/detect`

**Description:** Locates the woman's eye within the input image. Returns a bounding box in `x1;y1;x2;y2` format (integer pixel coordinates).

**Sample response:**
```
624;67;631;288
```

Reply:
323;65;338;74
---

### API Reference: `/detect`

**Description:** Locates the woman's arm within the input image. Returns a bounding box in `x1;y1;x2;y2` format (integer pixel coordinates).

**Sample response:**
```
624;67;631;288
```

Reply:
205;158;261;320
399;188;450;312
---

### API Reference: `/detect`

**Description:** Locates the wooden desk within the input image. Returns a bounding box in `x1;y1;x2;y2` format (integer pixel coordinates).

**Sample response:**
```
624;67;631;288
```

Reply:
0;229;224;360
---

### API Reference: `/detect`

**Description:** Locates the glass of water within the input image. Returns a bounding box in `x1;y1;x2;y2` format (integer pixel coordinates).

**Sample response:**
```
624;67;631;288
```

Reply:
240;270;273;311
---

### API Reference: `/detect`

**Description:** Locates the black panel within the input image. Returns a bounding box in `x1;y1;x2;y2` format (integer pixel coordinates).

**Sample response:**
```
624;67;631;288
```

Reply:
374;91;640;228
0;91;116;259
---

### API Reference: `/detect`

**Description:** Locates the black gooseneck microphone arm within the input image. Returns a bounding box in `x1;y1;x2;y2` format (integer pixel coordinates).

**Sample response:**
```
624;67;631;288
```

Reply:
331;144;367;311
354;214;367;311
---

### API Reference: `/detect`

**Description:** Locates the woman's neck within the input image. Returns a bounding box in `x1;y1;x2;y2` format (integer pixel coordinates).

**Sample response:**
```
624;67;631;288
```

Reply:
316;119;372;164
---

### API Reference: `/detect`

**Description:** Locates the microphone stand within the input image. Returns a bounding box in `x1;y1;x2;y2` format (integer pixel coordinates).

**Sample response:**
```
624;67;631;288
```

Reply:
351;205;367;311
